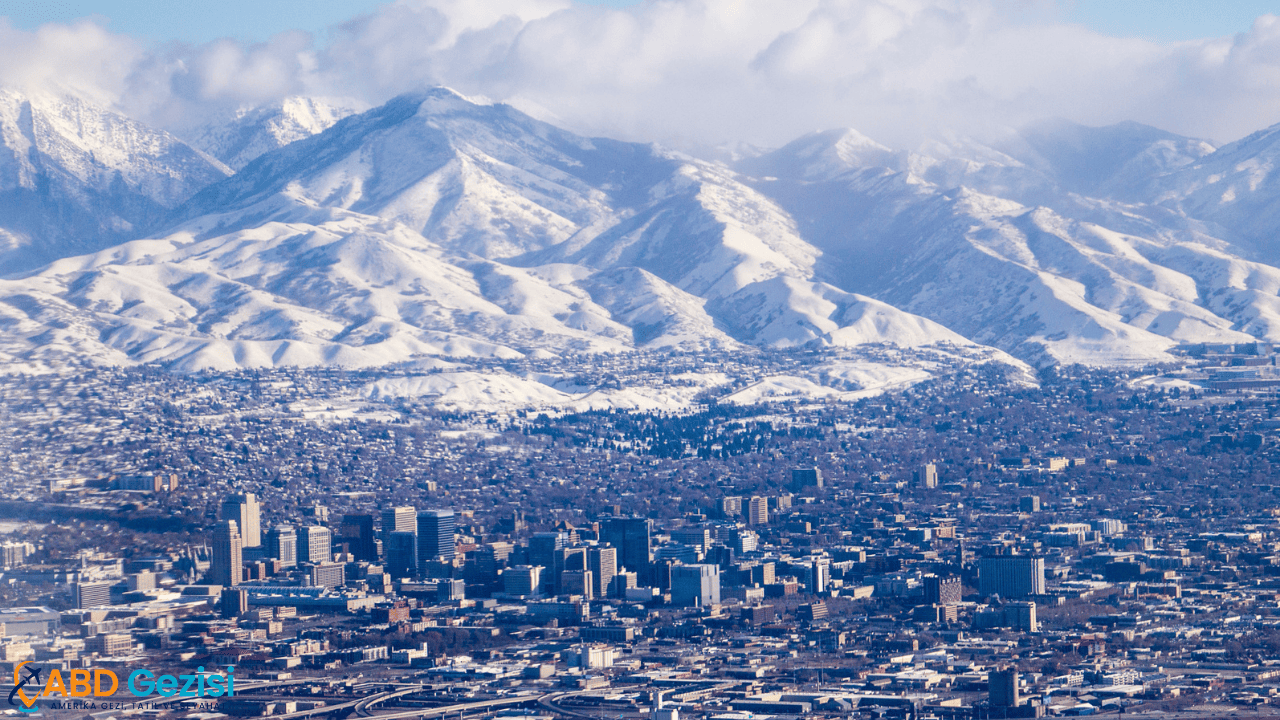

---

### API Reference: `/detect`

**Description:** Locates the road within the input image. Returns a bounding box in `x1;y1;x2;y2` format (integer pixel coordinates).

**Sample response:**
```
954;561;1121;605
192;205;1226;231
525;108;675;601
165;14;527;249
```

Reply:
537;690;608;720
354;685;433;717
353;692;546;720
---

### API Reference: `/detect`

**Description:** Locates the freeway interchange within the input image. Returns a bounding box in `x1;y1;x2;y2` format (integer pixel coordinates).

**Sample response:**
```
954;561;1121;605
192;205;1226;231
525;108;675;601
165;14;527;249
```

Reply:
228;682;600;720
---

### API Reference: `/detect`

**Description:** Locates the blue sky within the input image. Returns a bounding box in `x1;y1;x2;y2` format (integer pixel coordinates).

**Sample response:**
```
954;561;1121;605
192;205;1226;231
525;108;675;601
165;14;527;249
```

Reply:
3;0;1277;45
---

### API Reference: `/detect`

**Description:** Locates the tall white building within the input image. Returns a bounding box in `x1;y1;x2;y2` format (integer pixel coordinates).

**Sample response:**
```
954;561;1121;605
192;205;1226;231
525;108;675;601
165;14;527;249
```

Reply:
917;463;938;489
221;494;261;548
671;564;720;607
978;555;1046;597
588;547;617;599
807;557;830;594
211;520;243;587
504;565;543;596
266;525;297;568
382;506;416;542
298;525;333;565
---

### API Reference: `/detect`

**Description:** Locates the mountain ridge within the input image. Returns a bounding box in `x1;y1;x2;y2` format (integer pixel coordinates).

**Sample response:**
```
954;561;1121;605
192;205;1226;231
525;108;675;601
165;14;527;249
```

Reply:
4;86;1280;379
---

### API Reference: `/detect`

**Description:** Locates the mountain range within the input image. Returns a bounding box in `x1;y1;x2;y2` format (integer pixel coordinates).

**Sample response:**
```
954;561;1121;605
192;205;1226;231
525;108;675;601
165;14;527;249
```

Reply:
3;86;1280;374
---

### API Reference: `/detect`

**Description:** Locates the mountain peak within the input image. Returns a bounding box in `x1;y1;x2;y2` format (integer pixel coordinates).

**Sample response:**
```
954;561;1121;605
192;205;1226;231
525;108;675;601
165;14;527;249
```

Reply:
403;86;493;107
0;88;231;274
186;95;364;171
736;127;900;180
1006;117;1215;195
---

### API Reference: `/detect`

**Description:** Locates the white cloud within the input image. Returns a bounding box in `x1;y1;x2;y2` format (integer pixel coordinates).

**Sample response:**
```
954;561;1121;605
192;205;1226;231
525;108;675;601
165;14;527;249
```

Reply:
3;0;1280;149
0;18;142;105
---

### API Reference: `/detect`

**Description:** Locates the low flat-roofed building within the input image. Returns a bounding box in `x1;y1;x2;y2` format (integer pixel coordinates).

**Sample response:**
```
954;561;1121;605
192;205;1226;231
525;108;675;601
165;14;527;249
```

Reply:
0;607;60;636
241;586;382;613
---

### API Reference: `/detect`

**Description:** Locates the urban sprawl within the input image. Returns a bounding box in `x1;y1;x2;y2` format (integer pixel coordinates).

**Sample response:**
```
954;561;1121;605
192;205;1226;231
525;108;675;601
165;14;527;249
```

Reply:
6;347;1280;719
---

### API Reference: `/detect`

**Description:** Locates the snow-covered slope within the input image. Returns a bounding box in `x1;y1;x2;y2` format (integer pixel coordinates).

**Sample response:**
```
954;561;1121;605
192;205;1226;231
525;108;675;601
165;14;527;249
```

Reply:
736;124;1280;366
173;89;676;260
0;90;979;372
186;96;363;171
0;200;749;371
0;89;231;274
12;86;1280;373
1149;123;1280;263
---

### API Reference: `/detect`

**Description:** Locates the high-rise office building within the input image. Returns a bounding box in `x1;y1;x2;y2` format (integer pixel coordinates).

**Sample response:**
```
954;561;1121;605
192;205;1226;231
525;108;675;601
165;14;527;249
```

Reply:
416;510;456;572
923;574;962;605
562;546;589;570
220;494;261;548
340;514;377;562
529;530;576;591
309;562;345;588
530;532;567;566
503;565;542;596
588;546;617;599
671;564;721;607
747;497;769;526
220;587;247;618
74;580;113;609
297;525;333;565
561;569;593;599
731;528;759;554
488;541;514;563
609;572;637;598
989;668;1020;708
382;506;416;543
465;546;501;589
529;531;567;592
211;520;243;587
916;463;939;489
655;544;700;564
559;547;590;594
750;562;775;586
1007;601;1038;632
386;531;419;578
978;555;1046;597
807;557;830;594
719;496;743;517
791;467;823;491
436;579;465;601
671;528;712;553
601;517;652;573
266;525;297;568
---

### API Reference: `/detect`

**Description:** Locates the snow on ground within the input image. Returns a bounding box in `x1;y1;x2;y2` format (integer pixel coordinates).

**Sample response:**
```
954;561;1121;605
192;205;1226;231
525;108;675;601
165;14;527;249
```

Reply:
360;360;946;413
361;369;735;412
1129;375;1203;391
363;372;573;409
723;365;932;406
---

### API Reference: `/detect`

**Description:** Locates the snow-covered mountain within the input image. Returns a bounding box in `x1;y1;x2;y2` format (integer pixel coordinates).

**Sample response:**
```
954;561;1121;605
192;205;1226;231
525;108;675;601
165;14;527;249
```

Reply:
185;97;363;171
1147;123;1280;264
6;87;1280;374
172;89;675;260
735;121;1280;365
0;89;974;372
0;89;231;274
